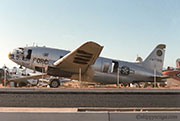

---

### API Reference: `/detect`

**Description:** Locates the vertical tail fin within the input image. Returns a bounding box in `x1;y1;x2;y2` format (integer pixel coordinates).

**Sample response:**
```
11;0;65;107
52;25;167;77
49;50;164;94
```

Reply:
143;44;166;74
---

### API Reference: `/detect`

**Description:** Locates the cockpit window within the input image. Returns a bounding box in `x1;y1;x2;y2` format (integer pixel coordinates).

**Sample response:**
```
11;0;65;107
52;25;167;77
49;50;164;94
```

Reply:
18;47;24;50
13;48;24;55
16;50;20;54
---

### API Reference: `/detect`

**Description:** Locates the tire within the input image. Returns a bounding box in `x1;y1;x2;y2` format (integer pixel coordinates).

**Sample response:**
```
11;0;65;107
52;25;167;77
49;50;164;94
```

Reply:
50;79;60;88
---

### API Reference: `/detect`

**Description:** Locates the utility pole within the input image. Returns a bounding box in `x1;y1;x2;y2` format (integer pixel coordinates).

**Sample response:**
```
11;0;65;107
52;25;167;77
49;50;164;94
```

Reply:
79;68;81;87
154;65;156;88
4;69;6;87
42;63;44;79
117;68;120;88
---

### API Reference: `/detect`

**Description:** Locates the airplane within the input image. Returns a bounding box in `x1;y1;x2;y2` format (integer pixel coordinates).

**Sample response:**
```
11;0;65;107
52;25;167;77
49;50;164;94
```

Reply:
162;58;180;81
0;67;47;87
8;41;166;88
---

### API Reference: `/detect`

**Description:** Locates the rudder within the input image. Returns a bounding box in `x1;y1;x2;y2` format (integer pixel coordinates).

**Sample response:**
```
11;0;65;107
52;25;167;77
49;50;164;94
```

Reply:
143;44;166;74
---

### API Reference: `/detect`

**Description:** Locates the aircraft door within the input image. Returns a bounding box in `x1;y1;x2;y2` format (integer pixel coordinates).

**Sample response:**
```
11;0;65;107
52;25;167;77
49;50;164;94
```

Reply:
24;49;33;69
111;60;119;73
26;49;32;60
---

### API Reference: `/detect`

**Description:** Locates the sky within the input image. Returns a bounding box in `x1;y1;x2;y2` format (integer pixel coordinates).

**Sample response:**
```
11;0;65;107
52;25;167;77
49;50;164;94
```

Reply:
0;0;180;68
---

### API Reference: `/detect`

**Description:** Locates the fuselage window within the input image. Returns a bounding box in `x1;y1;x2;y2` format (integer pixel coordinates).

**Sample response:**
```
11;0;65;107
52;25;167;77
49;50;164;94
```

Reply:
26;49;32;60
60;56;63;59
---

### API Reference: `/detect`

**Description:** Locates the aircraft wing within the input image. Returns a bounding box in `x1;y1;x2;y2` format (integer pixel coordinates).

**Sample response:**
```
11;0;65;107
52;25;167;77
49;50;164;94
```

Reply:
8;73;48;82
53;41;103;74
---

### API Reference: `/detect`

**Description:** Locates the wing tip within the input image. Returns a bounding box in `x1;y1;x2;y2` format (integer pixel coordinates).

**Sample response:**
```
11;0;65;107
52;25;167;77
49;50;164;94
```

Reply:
83;41;104;50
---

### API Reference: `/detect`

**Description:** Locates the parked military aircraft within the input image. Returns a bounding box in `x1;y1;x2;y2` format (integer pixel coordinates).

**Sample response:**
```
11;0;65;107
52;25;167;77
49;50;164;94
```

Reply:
0;67;46;87
8;41;166;87
163;59;180;81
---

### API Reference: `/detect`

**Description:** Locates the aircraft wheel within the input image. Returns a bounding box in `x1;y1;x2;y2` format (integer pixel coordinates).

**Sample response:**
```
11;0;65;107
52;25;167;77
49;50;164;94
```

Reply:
50;79;60;88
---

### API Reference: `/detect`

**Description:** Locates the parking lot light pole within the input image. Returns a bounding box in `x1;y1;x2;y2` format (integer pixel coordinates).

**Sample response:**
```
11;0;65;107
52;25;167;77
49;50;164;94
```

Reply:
154;65;156;88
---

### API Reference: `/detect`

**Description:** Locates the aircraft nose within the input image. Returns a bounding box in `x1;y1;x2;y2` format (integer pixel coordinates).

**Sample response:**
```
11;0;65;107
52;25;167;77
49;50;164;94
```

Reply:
8;52;11;58
8;51;14;59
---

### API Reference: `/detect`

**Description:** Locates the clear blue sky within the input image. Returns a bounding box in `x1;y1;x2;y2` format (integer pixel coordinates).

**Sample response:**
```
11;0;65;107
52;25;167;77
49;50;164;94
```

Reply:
0;0;180;68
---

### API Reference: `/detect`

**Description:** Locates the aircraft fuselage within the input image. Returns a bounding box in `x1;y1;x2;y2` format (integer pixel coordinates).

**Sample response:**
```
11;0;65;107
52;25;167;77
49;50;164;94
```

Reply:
9;44;164;84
